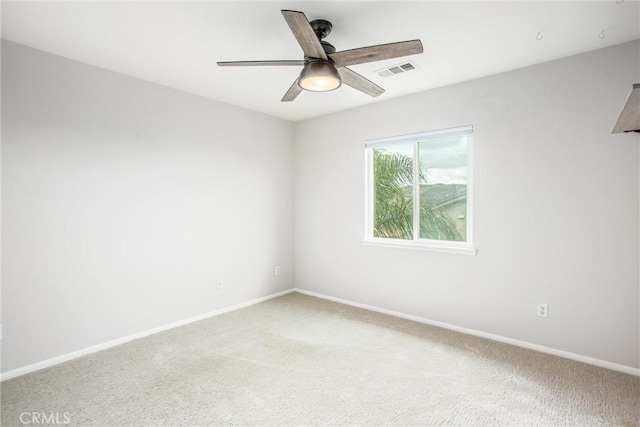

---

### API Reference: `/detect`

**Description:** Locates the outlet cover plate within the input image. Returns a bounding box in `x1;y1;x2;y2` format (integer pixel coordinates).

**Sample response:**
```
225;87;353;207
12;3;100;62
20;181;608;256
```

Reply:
537;303;548;318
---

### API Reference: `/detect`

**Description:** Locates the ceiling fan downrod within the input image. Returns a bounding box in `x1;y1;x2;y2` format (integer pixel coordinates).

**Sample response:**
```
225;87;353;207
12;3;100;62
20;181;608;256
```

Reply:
310;19;332;40
310;19;336;56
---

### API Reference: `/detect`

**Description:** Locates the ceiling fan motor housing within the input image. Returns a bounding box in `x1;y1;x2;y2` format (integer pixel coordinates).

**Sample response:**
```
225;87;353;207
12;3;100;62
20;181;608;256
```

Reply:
320;41;336;56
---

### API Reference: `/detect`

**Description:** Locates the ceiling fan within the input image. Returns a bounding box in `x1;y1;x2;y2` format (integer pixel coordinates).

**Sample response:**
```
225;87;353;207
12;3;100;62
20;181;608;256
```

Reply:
217;10;424;102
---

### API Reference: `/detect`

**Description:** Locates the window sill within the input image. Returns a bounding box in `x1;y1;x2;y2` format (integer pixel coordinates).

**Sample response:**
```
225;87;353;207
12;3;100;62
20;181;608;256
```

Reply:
362;238;477;255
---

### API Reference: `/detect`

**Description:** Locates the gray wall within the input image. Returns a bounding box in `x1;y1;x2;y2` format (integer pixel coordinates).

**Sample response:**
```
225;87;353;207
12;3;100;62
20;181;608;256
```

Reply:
3;39;639;374
1;41;295;372
294;41;640;368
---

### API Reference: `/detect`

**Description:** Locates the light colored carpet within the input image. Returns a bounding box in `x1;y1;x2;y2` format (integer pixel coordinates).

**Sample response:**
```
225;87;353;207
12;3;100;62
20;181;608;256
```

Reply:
2;292;639;426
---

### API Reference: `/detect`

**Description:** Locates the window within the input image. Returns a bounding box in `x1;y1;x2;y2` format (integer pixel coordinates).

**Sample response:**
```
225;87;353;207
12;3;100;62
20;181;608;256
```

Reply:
364;126;475;254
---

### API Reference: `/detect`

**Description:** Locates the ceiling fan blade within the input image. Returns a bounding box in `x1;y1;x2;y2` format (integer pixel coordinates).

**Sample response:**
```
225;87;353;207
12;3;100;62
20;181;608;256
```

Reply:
281;10;327;60
281;79;303;102
217;60;305;67
338;67;385;98
330;40;423;67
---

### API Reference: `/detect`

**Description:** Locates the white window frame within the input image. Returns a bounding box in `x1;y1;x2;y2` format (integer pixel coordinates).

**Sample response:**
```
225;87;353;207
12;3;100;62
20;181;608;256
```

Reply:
364;125;476;255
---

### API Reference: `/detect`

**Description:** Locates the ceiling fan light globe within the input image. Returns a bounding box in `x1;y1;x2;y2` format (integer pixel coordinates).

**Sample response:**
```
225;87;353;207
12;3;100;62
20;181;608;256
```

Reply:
298;61;341;92
299;76;341;91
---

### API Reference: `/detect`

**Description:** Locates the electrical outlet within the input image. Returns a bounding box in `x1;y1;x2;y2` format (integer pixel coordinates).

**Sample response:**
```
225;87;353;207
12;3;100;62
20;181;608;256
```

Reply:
537;303;548;318
275;266;281;276
216;281;223;290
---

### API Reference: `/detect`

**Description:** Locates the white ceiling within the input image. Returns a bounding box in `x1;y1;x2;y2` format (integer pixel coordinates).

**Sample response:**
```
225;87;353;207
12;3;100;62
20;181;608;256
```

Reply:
2;1;639;122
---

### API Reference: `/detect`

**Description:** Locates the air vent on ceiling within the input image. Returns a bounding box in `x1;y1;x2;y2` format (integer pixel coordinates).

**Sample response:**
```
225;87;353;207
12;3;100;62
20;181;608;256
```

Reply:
376;60;419;77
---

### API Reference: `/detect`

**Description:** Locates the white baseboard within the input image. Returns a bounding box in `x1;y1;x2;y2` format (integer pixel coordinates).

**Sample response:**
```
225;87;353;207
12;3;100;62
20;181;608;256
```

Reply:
1;288;295;382
294;288;640;377
4;287;637;381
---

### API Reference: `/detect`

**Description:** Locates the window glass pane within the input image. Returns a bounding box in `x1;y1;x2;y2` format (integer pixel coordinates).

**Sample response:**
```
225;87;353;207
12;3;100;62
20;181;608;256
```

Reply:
373;142;414;240
418;136;467;242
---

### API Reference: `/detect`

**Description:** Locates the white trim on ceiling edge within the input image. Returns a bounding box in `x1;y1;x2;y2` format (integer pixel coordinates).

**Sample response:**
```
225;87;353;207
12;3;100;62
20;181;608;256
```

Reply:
294;288;640;377
2;287;637;381
0;288;296;382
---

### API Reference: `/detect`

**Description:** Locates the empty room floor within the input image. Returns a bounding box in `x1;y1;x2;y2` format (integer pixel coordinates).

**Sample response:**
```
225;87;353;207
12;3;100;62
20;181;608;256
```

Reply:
2;293;639;426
